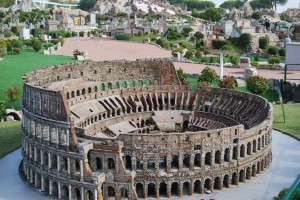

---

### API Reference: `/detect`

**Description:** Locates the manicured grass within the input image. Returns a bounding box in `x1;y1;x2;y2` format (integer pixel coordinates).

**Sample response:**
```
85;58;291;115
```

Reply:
129;34;158;42
0;47;79;110
192;55;269;63
0;121;22;158
273;104;300;140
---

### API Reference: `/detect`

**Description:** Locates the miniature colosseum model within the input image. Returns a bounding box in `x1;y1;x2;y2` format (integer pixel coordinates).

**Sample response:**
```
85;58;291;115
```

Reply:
21;59;272;200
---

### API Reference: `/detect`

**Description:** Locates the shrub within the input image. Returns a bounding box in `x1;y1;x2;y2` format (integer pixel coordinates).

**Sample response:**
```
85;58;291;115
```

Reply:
184;50;194;59
50;39;59;45
32;29;41;37
209;57;214;63
220;44;234;50
115;33;130;40
259;36;269;49
11;26;19;34
0;39;7;58
238;33;251;52
162;41;169;48
198;66;218;83
72;31;77;37
251;61;260;67
23;40;32;47
0;101;6;121
246;75;269;94
198;81;211;92
195;51;202;58
58;37;64;46
230;57;238;66
267;46;278;55
79;31;85;37
87;32;91;37
32;40;42;52
212;39;230;49
5;39;13;51
65;31;72;38
201;57;207;62
13;48;22;54
278;48;286;56
268;56;281;64
254;55;259;61
220;77;237;90
4;31;13;37
196;40;204;48
177;68;187;82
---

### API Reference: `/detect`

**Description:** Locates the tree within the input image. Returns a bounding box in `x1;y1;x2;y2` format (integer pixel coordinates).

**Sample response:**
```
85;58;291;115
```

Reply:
194;31;204;40
177;68;187;82
78;0;97;11
246;76;269;94
239;33;251;52
198;66;218;83
182;27;193;37
0;39;7;58
0;101;6;122
12;40;23;53
251;12;262;20
274;187;300;200
220;0;243;9
259;37;269;49
193;7;222;22
32;40;42;52
4;86;20;109
267;46;278;55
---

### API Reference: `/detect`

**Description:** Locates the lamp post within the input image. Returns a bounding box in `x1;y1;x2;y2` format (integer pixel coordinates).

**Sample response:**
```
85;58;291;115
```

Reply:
219;50;224;80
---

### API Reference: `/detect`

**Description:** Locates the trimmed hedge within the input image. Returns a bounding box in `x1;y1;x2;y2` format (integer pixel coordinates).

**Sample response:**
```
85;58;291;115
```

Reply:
246;75;269;94
212;39;231;49
259;36;269;49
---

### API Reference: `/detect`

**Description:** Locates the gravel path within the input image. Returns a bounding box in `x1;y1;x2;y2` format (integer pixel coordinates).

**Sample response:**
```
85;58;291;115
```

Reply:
0;130;299;200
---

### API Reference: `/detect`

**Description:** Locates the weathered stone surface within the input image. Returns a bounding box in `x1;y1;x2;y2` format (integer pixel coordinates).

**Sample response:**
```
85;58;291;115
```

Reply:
250;33;280;52
244;67;258;79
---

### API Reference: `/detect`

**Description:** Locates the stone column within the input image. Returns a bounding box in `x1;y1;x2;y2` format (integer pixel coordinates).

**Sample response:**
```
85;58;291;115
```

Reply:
48;152;51;169
58;182;61;199
189;181;194;196
41;149;43;165
219;50;224;80
30;168;33;183
49;179;52;195
47;126;50;144
155;183;160;199
144;184;148;199
56;127;59;147
80;160;83;181
179;154;183;171
179;182;183;197
34;146;37;162
68;185;72;200
190;154;194;170
57;154;60;172
94;189;98;200
66;129;70;147
81;187;84;200
167;182;171;198
35;172;38;187
67;158;71;175
41;175;45;191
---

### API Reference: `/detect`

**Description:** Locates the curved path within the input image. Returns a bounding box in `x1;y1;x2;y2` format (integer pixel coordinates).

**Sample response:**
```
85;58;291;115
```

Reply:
0;130;299;200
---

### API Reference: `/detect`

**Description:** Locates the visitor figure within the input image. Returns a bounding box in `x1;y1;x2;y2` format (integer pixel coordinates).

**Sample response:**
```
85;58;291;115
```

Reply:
278;21;281;31
264;21;270;31
274;21;278;31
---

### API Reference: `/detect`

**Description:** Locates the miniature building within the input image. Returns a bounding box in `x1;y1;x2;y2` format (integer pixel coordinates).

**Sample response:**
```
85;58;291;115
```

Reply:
20;59;272;200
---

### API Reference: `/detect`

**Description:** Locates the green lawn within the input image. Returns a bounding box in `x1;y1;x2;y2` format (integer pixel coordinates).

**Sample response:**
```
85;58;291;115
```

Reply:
0;121;22;158
273;104;300;140
0;47;78;110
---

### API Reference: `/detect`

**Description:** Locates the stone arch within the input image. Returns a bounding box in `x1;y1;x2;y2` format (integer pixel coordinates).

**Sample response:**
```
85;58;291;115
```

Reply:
136;183;143;198
43;151;48;166
171;182;180;197
120;187;128;198
145;80;151;87
72;187;81;200
96;157;102;171
182;181;190;195
240;144;245;158
159;182;167;197
122;81;127;88
148;183;156;198
114;82;120;89
125;155;132;170
247;142;251;155
138;80;143;87
171;155;179;171
205;152;212;166
224;148;230;162
215;150;221;164
107;82;112;90
252;164;256;176
194;153;201;168
261;158;264;171
257;161;261;174
71;91;75;98
183;154;190;169
258;138;261;150
253;140;257;153
60;156;68;172
88;87;92;93
130;80;135;87
76;90;80;96
67;92;70;99
107;158;115;170
214;177;221;190
231;172;238;185
194;180;202;194
82;88;86;95
51;181;58;197
262;136;265;148
246;167;251;180
101;83;105;91
223;174;230;188
204;178;211;191
239;169;245;182
232;146;238;160
44;176;49;194
85;189;94;200
107;186;115;197
94;86;98;92
61;184;69;199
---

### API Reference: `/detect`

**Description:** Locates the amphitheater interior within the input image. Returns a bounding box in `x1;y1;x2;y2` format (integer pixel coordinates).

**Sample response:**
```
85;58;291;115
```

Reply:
20;59;272;200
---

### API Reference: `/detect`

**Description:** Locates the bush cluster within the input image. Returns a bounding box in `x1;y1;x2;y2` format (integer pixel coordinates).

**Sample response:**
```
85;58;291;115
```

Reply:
220;44;234;50
115;33;130;41
0;39;7;58
278;48;286;56
267;46;278;55
259;37;269;49
212;39;231;49
246;75;269;94
219;77;237;90
198;66;218;83
268;56;281;64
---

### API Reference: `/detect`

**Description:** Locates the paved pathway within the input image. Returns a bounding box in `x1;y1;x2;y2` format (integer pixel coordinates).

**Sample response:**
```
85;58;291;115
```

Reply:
0;130;299;200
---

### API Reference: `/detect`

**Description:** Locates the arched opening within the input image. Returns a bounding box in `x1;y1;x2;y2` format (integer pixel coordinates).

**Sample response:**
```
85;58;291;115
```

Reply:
88;87;92;93
71;91;75;98
182;120;189;131
130;81;135;88
148;183;155;198
261;159;264;170
159;157;167;172
262;136;265;148
74;159;80;173
108;158;115;170
51;154;57;169
107;82;112;90
136;183;144;198
85;190;94;200
159;182;167;197
145;80;151;87
231;172;238;185
120;187;128;198
194;153;201;168
257;161;261;174
224;148;230;162
67;92;70;99
138;80;143;87
82;88;86;95
122;81;127;88
223;175;230;188
52;181;58;197
253;140;257;153
205;152;211;166
194;180;201;194
61;185;69;199
61;157;67;172
204;179;211;191
258;138;261;150
114;82;120;89
94;86;98;92
44;177;49;194
182;182;190;195
239;169;245;182
214;177;221;190
240;144;245;158
43;151;48;167
125;155;132;170
96;157;102;171
171;155;179;171
252;164;256;176
232;146;238;160
171;182;179;197
246;167;251;180
101;83;105;91
182;154;190;169
107;186;115;197
72;187;81;200
247;142;251;155
76;90;80;96
215;150;221;164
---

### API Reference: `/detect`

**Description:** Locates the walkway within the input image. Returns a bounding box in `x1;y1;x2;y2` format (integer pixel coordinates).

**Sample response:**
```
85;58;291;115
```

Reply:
0;130;299;200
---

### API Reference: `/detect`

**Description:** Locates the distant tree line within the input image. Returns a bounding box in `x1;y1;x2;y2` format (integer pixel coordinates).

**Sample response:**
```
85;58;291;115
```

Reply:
220;0;288;10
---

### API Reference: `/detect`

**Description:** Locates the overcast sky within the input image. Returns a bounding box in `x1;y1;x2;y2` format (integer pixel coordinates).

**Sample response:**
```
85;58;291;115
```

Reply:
211;0;299;13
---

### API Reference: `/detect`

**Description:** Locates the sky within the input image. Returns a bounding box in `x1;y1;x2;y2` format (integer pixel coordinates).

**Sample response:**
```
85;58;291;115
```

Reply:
211;0;300;13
